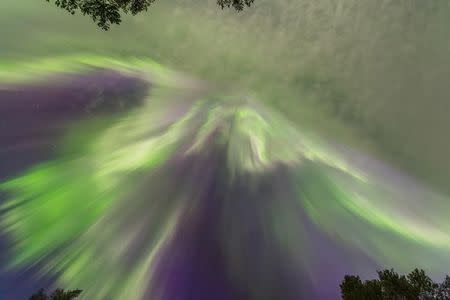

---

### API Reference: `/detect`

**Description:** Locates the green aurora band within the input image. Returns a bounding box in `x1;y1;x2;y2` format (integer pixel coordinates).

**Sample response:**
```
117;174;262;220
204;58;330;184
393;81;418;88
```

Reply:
2;56;450;299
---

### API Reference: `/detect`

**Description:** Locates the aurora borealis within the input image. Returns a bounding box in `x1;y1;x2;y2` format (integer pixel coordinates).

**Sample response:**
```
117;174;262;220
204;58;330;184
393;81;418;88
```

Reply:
3;1;450;299
1;56;450;299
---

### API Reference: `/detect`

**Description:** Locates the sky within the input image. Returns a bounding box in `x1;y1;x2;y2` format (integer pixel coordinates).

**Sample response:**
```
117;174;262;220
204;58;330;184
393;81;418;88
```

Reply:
1;1;450;299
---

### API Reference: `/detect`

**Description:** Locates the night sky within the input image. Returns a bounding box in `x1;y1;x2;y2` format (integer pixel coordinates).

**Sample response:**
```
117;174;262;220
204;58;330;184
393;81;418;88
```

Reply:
1;59;450;299
2;1;450;299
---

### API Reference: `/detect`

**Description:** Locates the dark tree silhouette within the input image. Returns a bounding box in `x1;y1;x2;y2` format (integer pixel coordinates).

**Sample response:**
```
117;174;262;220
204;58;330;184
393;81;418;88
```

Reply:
340;275;383;300
29;288;82;300
377;269;415;299
46;0;255;30
437;276;450;300
407;269;438;299
341;269;450;300
29;289;48;300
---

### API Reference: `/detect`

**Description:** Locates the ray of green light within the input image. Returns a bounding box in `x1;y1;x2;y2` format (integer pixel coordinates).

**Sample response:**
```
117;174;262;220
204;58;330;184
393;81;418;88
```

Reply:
0;55;181;87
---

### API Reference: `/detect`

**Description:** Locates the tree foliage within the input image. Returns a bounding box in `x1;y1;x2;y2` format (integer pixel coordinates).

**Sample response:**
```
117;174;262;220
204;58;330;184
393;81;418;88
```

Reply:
46;0;255;30
341;269;450;300
29;288;82;300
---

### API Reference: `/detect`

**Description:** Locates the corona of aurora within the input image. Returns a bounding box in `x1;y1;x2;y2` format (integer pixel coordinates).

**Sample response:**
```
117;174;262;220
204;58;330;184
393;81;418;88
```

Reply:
1;57;450;299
